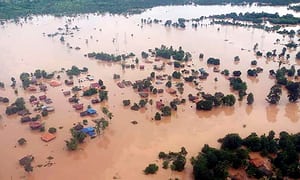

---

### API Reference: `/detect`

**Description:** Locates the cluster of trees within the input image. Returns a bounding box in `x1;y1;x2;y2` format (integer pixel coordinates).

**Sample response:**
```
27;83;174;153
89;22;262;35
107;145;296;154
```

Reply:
141;51;149;59
65;127;87;151
132;78;153;92
213;20;281;32
122;99;131;106
99;90;108;102
277;29;296;37
211;12;300;25
269;14;300;25
83;88;98;96
66;66;88;76
1;0;299;19
20;69;55;89
130;99;148;111
172;71;181;79
290;5;300;12
192;131;300;179
164;18;186;28
93;117;109;136
266;85;282;104
207;57;220;65
144;164;159;174
285;41;298;48
154;45;191;61
158;147;187;171
196;92;236;111
19;72;31;89
144;147;187;175
33;69;54;79
229;77;247;100
87;52;122;62
229;77;245;88
267;65;300;104
247;69;258;76
5;98;26;115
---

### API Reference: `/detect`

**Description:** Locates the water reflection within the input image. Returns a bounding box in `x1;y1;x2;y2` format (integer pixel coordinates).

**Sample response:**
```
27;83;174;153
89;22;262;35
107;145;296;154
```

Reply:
245;104;253;115
284;103;299;122
196;106;234;119
266;104;279;122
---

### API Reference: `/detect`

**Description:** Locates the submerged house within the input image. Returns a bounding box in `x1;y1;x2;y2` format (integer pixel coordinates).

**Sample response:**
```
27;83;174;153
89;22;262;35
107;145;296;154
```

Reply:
27;86;37;91
29;121;42;130
80;108;97;117
63;91;71;96
87;108;97;115
91;99;100;104
73;103;83;110
81;127;96;137
41;132;56;142
166;88;177;95
49;80;62;87
29;96;38;103
39;95;47;101
21;116;32;123
156;101;164;110
90;82;101;89
42;106;55;112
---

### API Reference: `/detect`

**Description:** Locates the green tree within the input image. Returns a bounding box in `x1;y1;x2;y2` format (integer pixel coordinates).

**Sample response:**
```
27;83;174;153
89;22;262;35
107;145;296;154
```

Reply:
144;164;159;174
161;106;171;116
166;80;172;88
139;99;147;107
65;138;78;151
171;154;186;171
99;90;108;101
286;81;300;102
196;100;213;111
220;133;243;150
266;85;282;104
247;93;254;104
154;112;161;120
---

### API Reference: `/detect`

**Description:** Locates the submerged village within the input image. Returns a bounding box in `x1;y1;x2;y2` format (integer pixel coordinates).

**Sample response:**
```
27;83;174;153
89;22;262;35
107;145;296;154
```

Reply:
1;1;300;180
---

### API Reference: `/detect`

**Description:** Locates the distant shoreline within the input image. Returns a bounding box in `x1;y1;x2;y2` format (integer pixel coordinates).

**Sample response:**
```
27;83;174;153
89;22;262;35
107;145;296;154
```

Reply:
0;0;299;20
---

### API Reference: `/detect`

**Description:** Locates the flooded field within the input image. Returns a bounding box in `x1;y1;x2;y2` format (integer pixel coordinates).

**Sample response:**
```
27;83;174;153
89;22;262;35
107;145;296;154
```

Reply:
0;4;300;180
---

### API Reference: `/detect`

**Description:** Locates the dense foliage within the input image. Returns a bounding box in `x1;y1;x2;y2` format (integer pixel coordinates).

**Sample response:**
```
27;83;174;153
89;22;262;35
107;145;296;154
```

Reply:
158;147;187;171
154;45;190;61
5;98;26;115
211;12;300;25
144;164;159;174
192;131;300;179
1;0;299;19
88;52;122;62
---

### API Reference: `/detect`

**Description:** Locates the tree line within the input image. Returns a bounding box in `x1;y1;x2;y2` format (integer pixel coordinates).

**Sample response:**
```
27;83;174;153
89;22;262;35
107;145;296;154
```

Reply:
1;0;299;19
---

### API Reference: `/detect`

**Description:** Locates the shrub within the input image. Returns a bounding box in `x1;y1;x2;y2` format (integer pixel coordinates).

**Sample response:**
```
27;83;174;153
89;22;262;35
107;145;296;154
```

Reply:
48;127;57;134
144;164;159;174
154;112;161;120
220;133;243;150
196;100;213;111
18;138;27;145
65;138;78;151
41;110;48;117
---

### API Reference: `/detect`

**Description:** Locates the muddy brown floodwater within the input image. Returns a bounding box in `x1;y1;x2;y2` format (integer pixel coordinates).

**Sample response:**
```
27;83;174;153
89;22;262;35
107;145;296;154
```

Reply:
0;4;300;180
